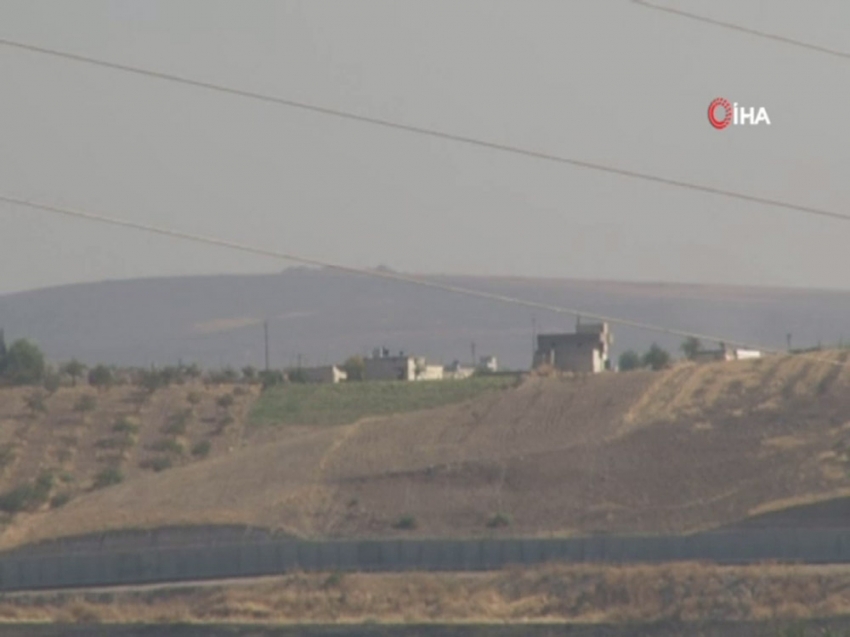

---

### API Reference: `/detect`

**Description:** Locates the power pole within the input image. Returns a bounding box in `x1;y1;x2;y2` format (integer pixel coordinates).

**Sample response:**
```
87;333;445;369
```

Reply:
264;320;270;371
471;341;476;367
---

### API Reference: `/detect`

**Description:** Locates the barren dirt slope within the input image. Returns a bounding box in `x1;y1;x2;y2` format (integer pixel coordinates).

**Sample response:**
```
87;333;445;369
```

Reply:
4;352;850;547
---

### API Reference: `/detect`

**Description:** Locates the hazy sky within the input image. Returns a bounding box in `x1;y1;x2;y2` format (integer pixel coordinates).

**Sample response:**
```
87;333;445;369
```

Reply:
1;0;849;295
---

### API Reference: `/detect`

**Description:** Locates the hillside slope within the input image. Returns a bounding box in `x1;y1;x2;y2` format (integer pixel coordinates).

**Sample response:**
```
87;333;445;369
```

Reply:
2;352;850;548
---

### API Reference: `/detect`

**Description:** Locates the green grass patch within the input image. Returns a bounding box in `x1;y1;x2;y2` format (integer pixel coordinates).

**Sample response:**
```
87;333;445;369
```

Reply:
249;375;519;427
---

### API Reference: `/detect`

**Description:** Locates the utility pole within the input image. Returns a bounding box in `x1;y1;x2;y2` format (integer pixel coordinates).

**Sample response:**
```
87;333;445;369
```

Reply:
264;320;270;371
471;341;476;367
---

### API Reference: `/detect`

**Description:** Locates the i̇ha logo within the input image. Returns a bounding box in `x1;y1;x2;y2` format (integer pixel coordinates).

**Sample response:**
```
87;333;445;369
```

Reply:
708;98;771;129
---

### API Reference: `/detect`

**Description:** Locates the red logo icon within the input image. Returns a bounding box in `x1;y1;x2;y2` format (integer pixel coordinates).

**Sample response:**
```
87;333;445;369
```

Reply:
708;98;732;130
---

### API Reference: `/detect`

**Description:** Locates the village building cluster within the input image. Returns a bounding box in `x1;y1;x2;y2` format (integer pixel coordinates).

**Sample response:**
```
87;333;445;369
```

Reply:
292;321;761;384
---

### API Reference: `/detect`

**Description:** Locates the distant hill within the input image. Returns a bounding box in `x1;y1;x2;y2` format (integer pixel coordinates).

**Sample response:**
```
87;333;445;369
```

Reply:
1;269;850;369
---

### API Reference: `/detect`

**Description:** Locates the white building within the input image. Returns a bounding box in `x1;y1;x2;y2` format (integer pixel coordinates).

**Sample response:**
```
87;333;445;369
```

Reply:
533;322;612;373
444;360;475;380
694;345;762;363
478;356;498;373
416;364;445;381
726;348;762;361
300;365;348;384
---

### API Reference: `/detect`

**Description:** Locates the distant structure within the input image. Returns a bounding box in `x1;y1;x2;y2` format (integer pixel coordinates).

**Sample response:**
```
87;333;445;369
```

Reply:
444;360;475;380
300;365;348;384
363;348;444;381
359;348;499;381
364;348;417;381
694;343;762;363
533;321;612;373
416;362;445;381
478;356;498;373
731;348;762;360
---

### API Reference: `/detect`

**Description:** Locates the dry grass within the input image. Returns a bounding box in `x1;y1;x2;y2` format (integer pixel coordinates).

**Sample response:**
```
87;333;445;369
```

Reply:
0;382;259;529
2;562;850;625
3;352;850;547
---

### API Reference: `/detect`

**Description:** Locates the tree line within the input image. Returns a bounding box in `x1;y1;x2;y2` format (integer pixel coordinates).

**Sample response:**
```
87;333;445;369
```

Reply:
617;337;705;372
0;330;374;392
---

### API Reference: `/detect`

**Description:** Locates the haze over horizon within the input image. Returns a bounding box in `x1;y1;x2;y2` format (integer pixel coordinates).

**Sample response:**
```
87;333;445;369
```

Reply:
7;266;850;299
1;1;849;296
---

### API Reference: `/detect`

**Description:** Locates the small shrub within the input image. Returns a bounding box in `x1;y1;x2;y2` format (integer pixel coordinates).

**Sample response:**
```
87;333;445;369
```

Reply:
207;367;239;384
486;512;511;529
95;437;120;450
213;413;235;435
96;434;136;451
42;372;62;394
241;366;257;382
727;379;745;395
74;394;97;412
393;514;417;530
92;467;123;489
0;471;53;513
232;386;248;397
343;356;365;382
50;492;72;508
0;484;37;513
113;416;140;435
322;572;344;589
25;390;48;414
0;444;16;469
87;364;114;389
618;350;642;372
216;394;235;409
642;344;671;371
32;470;52;496
141;456;172;472
60;359;86;386
186;391;202;406
259;370;284;391
125;390;151;407
137;368;170;393
2;339;46;385
184;364;202;380
65;602;102;624
162;408;193;435
191;440;211;458
150;438;185;455
58;471;74;484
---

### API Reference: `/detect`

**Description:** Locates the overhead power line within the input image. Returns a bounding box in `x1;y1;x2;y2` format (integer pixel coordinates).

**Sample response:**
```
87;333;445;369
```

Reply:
0;193;843;367
632;0;850;60
1;36;849;224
